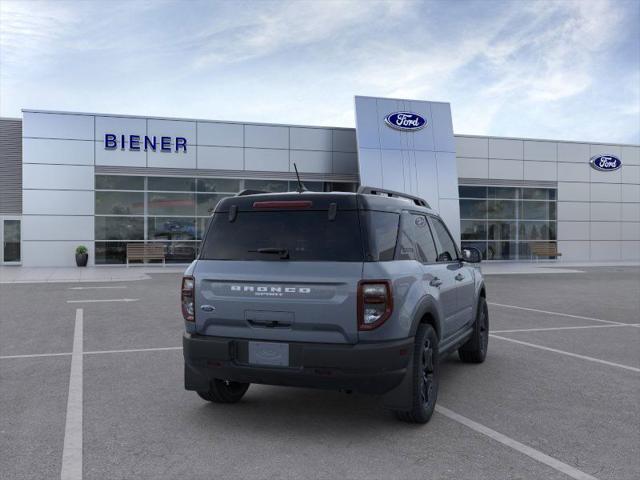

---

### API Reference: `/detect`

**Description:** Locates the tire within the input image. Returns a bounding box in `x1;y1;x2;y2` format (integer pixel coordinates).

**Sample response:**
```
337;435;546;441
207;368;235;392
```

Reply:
458;296;489;363
197;379;250;403
396;324;439;424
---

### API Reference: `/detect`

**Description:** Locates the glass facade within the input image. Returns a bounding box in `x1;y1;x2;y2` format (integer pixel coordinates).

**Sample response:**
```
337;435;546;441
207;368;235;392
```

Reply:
94;175;357;264
459;186;557;260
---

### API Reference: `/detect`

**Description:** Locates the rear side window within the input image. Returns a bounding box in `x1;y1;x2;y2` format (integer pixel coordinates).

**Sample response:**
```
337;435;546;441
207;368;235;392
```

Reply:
200;211;363;261
361;211;399;261
411;214;438;263
430;217;458;262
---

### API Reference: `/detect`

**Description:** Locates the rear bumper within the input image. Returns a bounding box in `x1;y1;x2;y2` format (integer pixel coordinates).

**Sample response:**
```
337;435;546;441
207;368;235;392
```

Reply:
183;333;413;394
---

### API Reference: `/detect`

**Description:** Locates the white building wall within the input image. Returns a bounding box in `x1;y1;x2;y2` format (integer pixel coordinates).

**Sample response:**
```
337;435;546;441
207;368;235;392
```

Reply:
456;135;640;261
21;110;358;266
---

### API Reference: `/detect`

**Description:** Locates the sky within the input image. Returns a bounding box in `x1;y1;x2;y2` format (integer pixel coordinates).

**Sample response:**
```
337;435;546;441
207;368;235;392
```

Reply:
1;0;639;143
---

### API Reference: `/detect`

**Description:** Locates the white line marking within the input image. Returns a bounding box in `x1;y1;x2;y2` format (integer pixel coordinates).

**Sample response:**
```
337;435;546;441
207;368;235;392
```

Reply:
83;346;181;355
1;346;181;360
435;405;599;480
68;286;127;290
488;302;625;326
66;298;138;304
492;323;640;334
0;352;71;360
61;308;83;480
490;334;640;373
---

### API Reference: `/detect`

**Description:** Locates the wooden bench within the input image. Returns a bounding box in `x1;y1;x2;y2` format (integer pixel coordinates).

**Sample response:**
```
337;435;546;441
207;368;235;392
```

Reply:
530;242;562;260
126;244;166;266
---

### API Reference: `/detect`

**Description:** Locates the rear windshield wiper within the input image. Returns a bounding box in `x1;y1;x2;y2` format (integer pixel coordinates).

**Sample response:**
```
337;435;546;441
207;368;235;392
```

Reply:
248;247;290;259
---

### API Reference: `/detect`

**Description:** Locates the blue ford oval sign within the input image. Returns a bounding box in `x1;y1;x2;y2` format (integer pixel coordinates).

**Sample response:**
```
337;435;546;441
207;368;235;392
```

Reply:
590;155;622;172
384;112;427;131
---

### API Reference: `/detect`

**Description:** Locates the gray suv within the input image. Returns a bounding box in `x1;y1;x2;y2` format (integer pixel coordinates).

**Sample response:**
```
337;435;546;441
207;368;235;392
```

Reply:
182;187;488;423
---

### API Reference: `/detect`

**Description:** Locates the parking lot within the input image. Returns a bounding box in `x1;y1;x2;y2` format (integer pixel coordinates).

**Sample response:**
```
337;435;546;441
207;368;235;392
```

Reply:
1;266;639;480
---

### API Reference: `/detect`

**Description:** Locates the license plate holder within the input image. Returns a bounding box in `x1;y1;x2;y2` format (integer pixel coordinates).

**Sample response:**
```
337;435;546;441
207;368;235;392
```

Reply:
248;341;289;367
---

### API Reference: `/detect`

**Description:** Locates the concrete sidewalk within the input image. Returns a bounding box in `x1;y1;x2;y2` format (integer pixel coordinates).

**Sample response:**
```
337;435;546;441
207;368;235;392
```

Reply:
480;260;640;275
0;265;186;284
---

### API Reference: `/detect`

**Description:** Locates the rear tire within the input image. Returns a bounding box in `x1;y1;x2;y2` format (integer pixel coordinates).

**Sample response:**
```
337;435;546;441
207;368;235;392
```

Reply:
458;296;489;363
396;324;439;424
197;379;250;403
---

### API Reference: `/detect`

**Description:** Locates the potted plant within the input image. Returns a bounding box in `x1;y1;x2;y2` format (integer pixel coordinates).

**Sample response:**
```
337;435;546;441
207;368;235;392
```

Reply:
75;245;88;267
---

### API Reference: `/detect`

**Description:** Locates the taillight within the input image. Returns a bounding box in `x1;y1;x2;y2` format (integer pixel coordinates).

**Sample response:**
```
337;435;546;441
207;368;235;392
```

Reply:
181;276;195;322
357;280;393;331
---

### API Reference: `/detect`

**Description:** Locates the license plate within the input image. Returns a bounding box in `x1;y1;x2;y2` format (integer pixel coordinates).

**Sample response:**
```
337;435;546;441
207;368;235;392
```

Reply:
248;341;289;367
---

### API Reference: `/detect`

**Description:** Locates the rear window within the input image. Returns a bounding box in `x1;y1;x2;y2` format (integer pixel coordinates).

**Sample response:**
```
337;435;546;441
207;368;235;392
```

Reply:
200;210;364;261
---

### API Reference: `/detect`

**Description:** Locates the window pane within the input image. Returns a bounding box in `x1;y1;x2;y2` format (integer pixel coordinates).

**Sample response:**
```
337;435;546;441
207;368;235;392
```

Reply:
488;187;516;199
412;214;438;263
196;178;240;193
519;221;554;240
430;217;458;262
95;241;129;264
521;201;553;220
459;186;487;198
95;175;144;190
363;211;399;261
201;211;363;261
147;217;196;241
148;192;195;215
289;181;324;192
147;176;195;192
522;188;554;200
460;199;487;219
95;216;144;240
161;241;198;263
461;220;486;240
328;182;358;192
487;221;516;240
95;191;144;215
196;217;211;240
488;199;516;219
196;194;229;216
244;179;288;192
487;241;517;260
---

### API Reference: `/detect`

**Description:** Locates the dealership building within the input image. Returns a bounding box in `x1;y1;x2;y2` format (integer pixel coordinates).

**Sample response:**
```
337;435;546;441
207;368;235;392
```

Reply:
0;95;638;267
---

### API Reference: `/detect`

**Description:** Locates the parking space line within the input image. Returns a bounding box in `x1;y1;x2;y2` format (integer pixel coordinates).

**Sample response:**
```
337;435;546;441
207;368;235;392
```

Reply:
83;346;181;355
435;405;598;480
0;352;71;360
490;334;640;373
68;286;127;290
66;298;139;304
60;308;83;480
492;323;640;334
488;302;625;325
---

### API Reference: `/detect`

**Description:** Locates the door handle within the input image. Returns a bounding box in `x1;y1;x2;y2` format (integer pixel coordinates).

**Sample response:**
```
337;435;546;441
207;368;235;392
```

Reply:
429;277;443;287
455;273;465;281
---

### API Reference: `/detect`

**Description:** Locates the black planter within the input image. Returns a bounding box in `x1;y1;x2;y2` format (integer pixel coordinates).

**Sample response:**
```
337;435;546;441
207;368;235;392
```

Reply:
75;253;88;267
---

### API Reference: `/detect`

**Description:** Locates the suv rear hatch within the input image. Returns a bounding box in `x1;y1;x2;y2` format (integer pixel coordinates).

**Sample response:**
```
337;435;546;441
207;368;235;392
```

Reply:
194;194;363;344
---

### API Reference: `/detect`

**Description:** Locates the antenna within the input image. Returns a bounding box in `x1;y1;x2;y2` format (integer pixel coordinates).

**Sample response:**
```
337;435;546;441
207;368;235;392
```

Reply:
292;163;307;193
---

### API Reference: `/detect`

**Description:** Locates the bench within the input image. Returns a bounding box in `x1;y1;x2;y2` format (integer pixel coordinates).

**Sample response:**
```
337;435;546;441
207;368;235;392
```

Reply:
530;242;562;260
126;244;166;266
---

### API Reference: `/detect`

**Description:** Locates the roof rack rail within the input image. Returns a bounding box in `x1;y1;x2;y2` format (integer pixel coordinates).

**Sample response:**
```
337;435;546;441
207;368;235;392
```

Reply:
357;186;430;208
236;189;270;196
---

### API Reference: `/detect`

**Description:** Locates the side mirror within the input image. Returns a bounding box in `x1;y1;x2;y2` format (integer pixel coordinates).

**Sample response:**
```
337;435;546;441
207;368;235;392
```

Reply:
462;247;482;263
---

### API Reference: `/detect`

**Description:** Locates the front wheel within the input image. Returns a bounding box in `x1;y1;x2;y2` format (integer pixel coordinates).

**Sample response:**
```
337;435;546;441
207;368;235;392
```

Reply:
396;324;439;424
197;379;250;403
458;296;489;363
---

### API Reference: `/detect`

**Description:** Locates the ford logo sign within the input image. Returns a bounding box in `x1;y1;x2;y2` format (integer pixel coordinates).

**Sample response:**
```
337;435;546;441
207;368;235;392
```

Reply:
590;155;622;172
384;112;427;131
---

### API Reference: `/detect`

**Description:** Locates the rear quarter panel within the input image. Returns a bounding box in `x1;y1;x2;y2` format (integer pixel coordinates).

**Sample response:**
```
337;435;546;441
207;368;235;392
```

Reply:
359;261;426;342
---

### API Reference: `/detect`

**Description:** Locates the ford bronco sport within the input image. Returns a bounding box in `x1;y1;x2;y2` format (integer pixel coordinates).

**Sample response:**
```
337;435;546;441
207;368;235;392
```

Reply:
182;187;488;423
